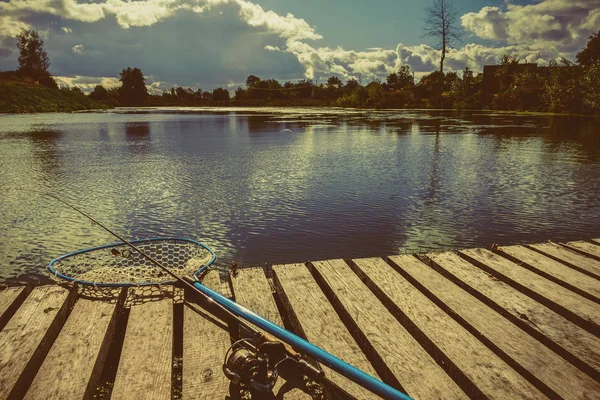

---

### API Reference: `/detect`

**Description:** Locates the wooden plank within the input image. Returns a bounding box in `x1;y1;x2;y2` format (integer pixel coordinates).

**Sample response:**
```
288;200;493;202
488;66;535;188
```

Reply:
498;245;600;301
111;293;173;400
183;270;231;399
230;268;283;326
428;251;600;379
352;257;546;400
24;293;119;399
0;287;29;331
273;263;391;400
0;286;73;399
229;267;311;399
528;242;600;279
311;260;467;399
460;248;600;331
389;254;600;400
561;240;600;261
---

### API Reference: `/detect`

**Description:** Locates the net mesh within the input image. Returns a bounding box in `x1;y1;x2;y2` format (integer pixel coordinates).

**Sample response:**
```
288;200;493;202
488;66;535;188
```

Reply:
49;238;214;286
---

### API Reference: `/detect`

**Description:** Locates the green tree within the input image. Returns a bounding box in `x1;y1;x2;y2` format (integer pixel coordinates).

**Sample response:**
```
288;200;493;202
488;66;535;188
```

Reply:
450;67;482;109
543;58;583;113
582;60;600;112
118;67;148;106
344;79;359;93
326;76;342;88
511;70;546;111
16;29;57;88
246;75;261;87
233;86;246;100
423;0;462;105
365;81;384;108
577;31;600;68
212;87;230;103
90;85;109;101
385;65;414;91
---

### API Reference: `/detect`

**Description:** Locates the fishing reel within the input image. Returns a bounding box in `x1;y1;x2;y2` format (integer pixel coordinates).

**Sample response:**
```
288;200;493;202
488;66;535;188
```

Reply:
223;338;279;392
223;335;323;394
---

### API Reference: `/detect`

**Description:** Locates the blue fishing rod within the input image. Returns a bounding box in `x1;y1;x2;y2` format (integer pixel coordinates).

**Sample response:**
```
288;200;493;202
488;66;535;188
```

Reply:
43;193;413;400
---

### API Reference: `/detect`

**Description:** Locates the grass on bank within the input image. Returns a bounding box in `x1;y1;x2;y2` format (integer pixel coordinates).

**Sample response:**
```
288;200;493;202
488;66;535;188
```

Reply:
0;81;111;113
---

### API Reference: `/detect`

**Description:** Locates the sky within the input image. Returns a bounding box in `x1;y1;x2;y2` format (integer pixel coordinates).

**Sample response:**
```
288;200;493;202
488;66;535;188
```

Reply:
0;0;598;93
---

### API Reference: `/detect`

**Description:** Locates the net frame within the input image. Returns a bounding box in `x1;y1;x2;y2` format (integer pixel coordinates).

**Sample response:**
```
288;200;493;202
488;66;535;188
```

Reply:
47;237;216;287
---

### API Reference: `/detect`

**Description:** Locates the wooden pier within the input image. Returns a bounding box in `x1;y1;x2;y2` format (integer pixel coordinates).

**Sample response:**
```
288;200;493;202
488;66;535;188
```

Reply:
1;239;600;399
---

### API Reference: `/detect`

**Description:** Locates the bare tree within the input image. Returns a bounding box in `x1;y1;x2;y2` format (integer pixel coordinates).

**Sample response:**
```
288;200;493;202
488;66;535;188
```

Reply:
423;0;462;103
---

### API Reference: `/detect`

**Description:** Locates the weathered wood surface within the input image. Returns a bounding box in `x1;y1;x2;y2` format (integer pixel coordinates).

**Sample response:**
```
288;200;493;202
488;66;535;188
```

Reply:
0;286;28;331
0;286;73;400
561;240;600;260
352;257;546;400
497;244;600;301
273;263;386;399
389;254;600;399
460;248;600;330
111;291;173;400
3;237;600;399
427;251;600;378
24;294;119;399
528;242;600;279
230;267;311;400
183;270;231;400
230;267;284;327
311;259;467;400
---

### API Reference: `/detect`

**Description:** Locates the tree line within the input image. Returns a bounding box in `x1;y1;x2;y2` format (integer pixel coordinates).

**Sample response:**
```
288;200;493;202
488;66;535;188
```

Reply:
89;26;600;114
7;17;600;115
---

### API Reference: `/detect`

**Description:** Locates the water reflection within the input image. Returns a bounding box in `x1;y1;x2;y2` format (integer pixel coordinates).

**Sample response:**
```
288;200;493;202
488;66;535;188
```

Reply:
25;125;64;179
1;108;599;285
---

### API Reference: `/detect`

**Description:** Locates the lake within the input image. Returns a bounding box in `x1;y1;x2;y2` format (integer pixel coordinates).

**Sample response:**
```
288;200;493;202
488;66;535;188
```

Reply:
1;107;599;286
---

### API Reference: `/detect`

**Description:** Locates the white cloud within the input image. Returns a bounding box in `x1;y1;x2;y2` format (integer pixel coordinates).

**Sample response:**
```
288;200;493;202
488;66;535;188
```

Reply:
55;75;120;92
72;44;85;54
102;0;183;29
0;15;30;39
283;41;400;81
0;0;320;41
461;0;600;55
0;0;105;23
1;0;596;87
235;0;320;41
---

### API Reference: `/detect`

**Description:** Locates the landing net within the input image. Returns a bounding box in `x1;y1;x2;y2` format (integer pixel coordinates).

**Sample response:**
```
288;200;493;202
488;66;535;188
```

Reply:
48;237;216;287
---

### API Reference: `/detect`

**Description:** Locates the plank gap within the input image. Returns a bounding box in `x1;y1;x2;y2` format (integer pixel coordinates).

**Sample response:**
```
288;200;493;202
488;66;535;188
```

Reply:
306;261;405;394
270;268;345;398
458;251;600;336
385;256;562;400
524;244;600;281
172;302;183;400
560;242;600;262
420;254;600;382
92;306;130;399
7;286;77;400
493;247;600;304
0;286;32;332
348;259;488;399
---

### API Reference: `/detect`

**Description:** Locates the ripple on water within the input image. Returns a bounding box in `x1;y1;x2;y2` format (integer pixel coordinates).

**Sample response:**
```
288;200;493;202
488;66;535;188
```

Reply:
0;108;599;284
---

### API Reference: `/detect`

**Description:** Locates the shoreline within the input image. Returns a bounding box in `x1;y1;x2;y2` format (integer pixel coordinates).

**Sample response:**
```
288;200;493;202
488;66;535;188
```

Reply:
2;105;599;118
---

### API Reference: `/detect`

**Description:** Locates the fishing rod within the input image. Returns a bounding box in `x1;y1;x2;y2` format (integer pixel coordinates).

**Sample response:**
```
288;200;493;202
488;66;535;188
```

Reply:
42;192;413;400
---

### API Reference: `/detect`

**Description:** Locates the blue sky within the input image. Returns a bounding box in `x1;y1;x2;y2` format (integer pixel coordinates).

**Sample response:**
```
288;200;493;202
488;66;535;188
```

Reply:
0;0;598;92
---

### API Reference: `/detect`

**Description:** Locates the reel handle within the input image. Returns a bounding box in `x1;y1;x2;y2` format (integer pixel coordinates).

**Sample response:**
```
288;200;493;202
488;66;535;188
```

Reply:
260;332;299;357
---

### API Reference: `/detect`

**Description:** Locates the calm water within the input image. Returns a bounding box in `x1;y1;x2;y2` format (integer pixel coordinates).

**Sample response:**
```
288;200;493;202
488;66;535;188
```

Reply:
1;107;599;286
